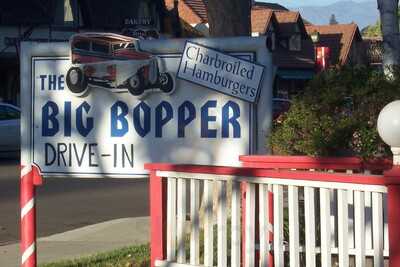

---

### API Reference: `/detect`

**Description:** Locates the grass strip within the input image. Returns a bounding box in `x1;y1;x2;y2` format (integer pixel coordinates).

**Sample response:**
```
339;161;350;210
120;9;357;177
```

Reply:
39;244;150;267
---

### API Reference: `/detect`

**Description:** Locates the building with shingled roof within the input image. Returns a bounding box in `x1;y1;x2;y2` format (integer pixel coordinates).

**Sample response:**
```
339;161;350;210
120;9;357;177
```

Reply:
305;23;366;66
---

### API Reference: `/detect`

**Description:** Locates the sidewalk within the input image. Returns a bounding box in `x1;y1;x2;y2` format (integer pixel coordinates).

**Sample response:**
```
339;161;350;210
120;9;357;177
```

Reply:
0;217;149;267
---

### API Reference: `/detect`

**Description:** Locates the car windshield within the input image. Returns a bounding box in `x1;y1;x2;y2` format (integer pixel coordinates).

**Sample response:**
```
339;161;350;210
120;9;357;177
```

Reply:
113;42;136;51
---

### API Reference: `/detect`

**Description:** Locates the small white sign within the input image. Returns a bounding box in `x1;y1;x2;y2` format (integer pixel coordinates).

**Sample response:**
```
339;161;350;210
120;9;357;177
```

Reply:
177;41;264;103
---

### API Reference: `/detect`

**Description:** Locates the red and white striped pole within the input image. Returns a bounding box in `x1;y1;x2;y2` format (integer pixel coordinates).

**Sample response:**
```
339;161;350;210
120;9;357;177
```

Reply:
20;164;42;267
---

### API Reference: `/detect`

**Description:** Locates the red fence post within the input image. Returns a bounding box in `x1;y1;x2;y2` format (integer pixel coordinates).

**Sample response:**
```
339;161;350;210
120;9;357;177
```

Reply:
20;164;42;267
388;184;400;267
149;170;166;267
385;168;400;267
241;182;246;267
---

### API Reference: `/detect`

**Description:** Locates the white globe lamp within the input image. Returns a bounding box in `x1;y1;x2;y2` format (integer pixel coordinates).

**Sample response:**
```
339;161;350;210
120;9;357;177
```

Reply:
377;100;400;165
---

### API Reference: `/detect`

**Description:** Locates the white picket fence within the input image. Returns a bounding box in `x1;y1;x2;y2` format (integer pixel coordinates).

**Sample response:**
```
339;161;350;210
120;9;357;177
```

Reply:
152;168;388;267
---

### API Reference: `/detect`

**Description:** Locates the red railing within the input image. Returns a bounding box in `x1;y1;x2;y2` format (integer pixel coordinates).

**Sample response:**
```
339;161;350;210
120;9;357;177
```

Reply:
145;162;400;267
239;155;392;173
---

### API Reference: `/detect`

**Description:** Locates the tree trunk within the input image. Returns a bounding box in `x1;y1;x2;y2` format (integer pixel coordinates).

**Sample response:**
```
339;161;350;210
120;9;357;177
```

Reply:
206;0;251;37
377;0;400;70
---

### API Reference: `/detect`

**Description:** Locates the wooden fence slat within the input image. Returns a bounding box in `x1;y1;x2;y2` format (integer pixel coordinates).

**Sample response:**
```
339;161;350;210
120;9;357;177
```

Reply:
273;185;284;267
346;170;355;249
289;185;300;267
245;183;256;267
320;188;332;267
177;178;186;263
365;191;373;251
167;178;177;261
203;180;213;266
372;192;383;267
354;191;366;267
259;184;269;267
217;181;227;267
231;181;241;267
304;187;316;267
383;194;389;252
338;189;349;267
190;179;200;265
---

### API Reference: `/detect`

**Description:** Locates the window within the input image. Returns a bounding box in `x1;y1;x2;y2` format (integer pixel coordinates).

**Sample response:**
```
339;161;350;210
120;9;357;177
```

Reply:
74;41;90;51
113;42;136;52
54;0;82;27
0;106;20;121
279;38;288;49
289;34;301;51
92;42;109;54
126;42;136;49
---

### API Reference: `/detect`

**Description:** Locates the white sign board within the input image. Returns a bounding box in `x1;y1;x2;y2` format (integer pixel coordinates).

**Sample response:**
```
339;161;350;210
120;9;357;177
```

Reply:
177;41;264;103
21;37;273;178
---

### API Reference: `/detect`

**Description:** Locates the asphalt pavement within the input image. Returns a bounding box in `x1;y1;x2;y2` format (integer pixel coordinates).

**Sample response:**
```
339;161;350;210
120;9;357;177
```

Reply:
0;159;150;245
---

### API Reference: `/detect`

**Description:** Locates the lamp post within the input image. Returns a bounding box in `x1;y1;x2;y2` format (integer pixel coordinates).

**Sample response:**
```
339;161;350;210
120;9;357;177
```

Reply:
377;100;400;166
310;30;320;69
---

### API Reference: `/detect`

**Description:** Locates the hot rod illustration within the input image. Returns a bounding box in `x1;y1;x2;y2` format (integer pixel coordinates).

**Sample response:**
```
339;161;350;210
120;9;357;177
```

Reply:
66;33;174;97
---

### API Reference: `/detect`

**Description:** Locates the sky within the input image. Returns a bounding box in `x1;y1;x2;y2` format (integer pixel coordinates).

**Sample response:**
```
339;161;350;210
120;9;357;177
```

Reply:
262;0;370;8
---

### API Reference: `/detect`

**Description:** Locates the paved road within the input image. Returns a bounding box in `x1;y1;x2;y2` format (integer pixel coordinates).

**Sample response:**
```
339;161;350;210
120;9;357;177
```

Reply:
0;159;149;244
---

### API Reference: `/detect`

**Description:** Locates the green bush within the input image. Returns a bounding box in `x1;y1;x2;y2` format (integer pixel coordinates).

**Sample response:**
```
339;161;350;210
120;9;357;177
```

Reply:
269;66;400;159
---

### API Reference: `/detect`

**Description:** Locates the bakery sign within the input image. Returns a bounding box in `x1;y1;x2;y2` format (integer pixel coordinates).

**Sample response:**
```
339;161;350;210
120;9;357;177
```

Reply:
177;41;265;103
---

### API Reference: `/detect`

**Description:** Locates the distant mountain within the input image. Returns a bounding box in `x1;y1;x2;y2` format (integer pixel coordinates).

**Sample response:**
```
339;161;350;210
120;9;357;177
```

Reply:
292;0;379;29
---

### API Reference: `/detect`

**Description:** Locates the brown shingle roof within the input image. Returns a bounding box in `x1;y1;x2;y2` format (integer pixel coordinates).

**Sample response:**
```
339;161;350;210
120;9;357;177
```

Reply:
274;11;299;24
306;24;362;65
252;2;289;11
275;11;308;36
183;0;208;22
165;0;207;24
251;9;274;33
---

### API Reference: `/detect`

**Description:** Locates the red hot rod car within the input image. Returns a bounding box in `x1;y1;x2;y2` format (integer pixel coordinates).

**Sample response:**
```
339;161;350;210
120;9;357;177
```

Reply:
66;33;174;97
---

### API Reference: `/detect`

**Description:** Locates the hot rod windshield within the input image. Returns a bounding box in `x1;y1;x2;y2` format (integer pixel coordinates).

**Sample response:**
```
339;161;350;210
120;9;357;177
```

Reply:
112;42;136;51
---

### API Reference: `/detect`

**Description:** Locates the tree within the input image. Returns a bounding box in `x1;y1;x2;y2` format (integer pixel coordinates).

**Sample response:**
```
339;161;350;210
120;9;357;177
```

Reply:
362;9;400;37
362;20;382;37
329;14;338;25
206;0;251;36
377;0;400;69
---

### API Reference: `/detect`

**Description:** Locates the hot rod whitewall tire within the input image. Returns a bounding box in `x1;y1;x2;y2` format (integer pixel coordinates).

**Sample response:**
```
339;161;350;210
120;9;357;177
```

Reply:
127;74;145;96
66;67;89;96
159;72;175;94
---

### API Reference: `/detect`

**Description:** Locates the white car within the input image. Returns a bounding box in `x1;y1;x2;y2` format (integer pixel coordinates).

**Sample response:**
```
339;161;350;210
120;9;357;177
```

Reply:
0;103;20;154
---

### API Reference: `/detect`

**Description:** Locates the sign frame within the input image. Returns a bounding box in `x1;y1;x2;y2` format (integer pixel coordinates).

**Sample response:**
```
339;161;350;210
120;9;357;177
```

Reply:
20;37;273;178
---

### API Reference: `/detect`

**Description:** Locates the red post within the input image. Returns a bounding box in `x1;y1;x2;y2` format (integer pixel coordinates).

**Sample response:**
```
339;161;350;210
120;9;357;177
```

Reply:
268;190;274;266
241;182;274;267
385;167;400;267
20;164;42;267
241;182;246;267
149;170;166;267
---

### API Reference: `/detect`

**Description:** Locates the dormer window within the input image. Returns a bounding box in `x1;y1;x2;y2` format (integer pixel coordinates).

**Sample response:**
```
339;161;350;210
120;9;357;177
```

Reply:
289;24;302;51
279;38;288;49
289;34;301;51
